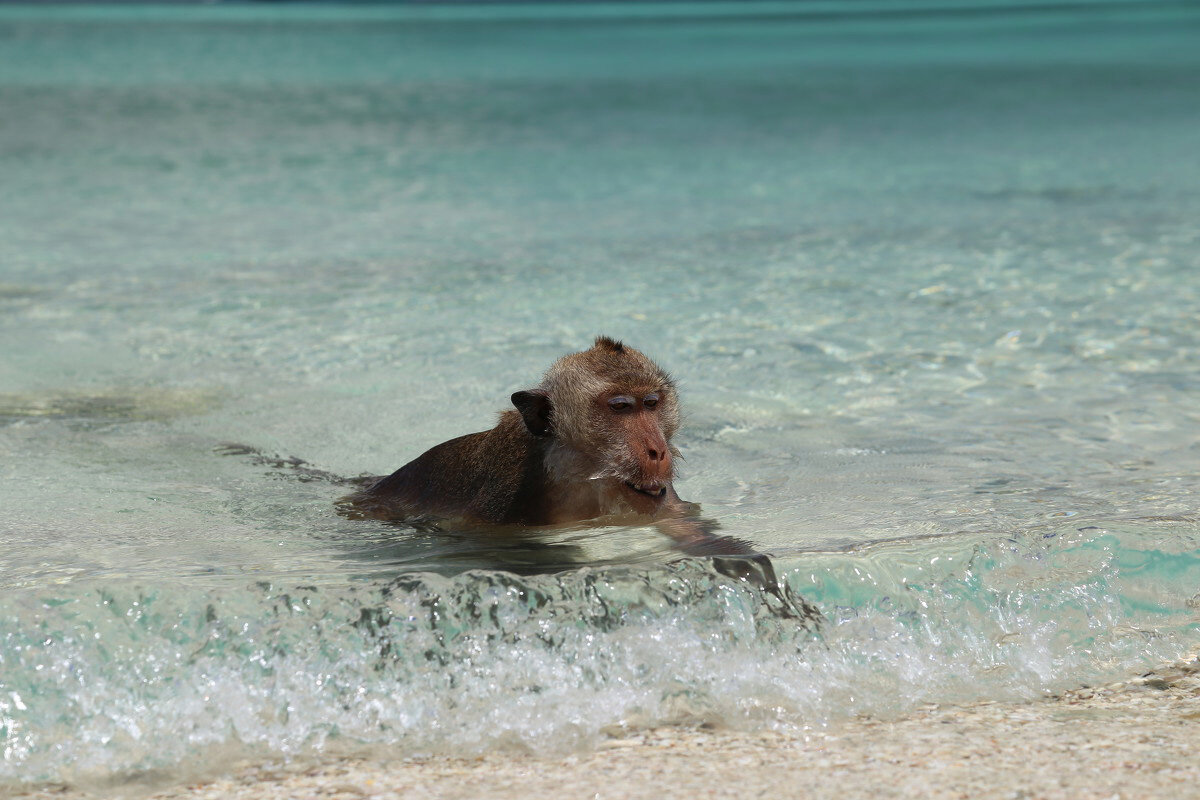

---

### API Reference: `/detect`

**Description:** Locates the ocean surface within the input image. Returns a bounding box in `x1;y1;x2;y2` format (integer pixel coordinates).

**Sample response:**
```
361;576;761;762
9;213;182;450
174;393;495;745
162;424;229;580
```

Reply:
2;0;1199;789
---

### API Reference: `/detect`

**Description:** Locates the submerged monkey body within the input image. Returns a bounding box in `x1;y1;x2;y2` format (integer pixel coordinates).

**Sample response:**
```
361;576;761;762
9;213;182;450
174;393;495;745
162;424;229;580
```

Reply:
338;336;820;620
344;336;698;536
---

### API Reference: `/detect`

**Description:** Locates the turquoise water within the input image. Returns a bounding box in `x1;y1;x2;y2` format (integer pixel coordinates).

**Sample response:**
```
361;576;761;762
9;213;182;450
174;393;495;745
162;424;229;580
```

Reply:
2;0;1200;788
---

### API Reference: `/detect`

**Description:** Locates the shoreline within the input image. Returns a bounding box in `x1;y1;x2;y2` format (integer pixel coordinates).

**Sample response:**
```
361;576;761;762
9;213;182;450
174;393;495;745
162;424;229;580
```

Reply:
13;657;1198;800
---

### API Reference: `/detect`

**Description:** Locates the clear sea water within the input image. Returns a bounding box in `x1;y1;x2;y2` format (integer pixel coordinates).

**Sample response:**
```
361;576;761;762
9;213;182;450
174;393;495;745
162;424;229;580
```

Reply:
2;0;1199;789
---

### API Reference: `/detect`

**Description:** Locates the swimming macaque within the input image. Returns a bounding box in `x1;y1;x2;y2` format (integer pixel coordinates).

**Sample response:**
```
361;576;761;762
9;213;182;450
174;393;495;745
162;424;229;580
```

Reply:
218;338;815;619
342;336;753;557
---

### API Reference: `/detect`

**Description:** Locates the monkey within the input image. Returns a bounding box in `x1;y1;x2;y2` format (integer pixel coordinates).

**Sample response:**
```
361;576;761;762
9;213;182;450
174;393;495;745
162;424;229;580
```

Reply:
338;337;820;621
343;337;748;556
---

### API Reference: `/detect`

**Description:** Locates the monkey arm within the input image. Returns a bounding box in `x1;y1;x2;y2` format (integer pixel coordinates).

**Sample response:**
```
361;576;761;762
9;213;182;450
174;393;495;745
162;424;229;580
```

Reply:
654;515;760;556
654;487;760;556
654;490;819;623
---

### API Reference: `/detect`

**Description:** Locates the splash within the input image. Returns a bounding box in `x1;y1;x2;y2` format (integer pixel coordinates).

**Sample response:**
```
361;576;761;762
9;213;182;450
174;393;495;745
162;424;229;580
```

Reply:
2;524;1197;788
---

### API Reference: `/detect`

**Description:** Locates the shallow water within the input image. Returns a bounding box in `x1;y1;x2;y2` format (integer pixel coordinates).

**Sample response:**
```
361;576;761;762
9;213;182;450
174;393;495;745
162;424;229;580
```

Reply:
2;0;1200;788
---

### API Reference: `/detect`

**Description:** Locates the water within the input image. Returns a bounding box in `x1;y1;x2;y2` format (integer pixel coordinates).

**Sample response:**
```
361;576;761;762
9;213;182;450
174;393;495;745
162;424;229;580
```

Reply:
2;0;1200;789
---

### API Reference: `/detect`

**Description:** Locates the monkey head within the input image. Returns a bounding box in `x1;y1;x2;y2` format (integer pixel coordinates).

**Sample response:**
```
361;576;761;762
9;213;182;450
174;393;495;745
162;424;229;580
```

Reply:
511;336;681;512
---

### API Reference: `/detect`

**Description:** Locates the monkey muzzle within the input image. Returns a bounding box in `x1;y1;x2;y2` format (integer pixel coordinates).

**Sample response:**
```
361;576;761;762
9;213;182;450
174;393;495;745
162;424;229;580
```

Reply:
625;480;667;498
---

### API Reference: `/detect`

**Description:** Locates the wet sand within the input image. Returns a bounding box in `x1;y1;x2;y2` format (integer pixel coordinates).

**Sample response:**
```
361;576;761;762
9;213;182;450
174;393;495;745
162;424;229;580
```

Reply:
15;655;1194;800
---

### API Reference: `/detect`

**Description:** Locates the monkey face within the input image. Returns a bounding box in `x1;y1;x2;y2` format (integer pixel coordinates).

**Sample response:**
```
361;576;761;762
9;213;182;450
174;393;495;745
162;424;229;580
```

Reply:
512;336;683;517
602;391;674;497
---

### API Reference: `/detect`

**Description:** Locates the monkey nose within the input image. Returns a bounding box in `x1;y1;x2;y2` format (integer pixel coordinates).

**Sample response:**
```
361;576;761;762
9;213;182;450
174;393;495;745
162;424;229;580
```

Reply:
642;445;672;481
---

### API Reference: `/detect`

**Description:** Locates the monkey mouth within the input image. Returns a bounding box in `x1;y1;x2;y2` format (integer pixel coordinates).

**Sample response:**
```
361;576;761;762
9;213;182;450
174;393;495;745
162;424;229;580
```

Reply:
624;481;667;499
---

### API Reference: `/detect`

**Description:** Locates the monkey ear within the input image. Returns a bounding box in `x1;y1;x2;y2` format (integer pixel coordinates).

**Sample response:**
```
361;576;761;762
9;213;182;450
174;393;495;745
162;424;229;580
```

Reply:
511;389;553;436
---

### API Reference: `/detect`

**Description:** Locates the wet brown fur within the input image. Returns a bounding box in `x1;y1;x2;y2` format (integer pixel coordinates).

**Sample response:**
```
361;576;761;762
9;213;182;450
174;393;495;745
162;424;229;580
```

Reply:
340;339;816;614
343;337;686;527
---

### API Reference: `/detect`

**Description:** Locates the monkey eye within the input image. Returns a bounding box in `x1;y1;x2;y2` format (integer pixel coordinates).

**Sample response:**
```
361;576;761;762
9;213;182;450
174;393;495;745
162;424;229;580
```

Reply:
607;396;634;412
643;393;660;409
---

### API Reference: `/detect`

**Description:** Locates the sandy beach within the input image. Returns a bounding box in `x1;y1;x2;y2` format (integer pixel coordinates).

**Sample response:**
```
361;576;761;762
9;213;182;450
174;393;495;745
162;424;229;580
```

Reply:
10;655;1196;800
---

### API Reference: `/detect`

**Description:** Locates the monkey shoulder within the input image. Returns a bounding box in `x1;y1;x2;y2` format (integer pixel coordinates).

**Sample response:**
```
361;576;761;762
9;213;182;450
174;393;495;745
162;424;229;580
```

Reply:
347;411;549;526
